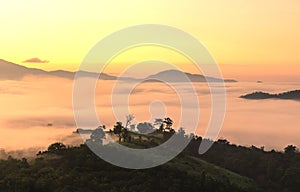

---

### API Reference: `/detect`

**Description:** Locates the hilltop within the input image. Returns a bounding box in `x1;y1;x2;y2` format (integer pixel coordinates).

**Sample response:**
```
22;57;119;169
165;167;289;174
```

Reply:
0;141;259;192
146;69;237;83
240;90;300;100
1;125;300;191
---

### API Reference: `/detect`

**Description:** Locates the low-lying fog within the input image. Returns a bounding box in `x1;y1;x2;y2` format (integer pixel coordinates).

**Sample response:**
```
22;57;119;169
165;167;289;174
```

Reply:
1;75;300;158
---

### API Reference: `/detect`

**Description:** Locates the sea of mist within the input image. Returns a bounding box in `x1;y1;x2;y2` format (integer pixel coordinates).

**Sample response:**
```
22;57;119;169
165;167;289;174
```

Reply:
1;75;300;158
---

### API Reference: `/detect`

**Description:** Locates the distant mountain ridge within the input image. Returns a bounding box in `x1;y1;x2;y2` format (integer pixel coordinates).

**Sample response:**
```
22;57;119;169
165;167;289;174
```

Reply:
0;59;117;80
146;69;237;83
240;90;300;100
0;59;237;82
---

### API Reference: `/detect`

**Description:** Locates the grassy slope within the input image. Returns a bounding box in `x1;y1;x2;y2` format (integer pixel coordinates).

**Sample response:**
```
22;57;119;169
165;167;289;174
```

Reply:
116;131;259;191
167;155;258;191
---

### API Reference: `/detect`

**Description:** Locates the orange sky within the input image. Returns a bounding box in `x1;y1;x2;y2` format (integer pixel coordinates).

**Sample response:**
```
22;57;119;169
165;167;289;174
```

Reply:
1;1;300;81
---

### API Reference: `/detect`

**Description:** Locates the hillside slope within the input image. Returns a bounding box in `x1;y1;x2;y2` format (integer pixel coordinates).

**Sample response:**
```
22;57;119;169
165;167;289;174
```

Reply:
0;143;259;192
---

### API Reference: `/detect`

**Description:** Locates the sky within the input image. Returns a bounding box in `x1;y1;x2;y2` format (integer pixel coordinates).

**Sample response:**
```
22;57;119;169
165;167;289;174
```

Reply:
1;1;300;81
1;1;300;154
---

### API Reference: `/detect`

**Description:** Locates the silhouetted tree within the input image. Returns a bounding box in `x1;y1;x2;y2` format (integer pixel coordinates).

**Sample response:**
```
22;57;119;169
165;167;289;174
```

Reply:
177;127;186;137
154;118;164;132
159;124;164;132
217;139;230;145
130;124;136;131
113;122;124;142
125;114;135;129
284;145;298;154
90;127;105;144
137;122;154;134
122;128;130;142
47;142;66;153
163;117;173;132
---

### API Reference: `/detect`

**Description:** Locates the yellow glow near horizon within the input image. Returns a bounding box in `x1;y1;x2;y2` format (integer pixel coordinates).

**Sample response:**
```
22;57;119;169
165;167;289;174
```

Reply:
103;46;199;77
1;1;300;80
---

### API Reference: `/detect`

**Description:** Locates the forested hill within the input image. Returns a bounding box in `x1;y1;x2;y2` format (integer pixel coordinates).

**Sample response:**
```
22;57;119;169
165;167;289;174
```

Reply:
0;142;258;192
0;131;300;192
240;90;300;100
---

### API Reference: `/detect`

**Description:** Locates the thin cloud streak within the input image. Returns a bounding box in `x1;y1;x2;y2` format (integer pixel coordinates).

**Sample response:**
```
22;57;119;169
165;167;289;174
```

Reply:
23;57;49;63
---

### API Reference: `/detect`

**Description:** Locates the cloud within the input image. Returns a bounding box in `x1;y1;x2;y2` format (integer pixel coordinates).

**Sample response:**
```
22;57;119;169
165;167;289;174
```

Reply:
0;87;25;95
5;116;76;129
23;57;49;63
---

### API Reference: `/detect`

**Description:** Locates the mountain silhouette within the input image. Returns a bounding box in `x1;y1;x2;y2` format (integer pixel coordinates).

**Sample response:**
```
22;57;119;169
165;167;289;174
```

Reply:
240;90;300;100
146;69;237;82
0;59;117;80
0;59;237;82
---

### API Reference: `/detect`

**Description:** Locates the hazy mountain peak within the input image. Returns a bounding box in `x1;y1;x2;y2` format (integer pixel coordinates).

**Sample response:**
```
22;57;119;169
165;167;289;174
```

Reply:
146;69;236;83
0;59;237;82
0;59;117;81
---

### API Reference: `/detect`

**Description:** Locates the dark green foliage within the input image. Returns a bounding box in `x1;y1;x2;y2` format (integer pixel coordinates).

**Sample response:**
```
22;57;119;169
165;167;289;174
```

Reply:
0;142;259;192
90;127;106;144
113;122;124;142
284;145;298;154
1;132;299;192
184;138;300;192
47;142;66;153
136;122;154;134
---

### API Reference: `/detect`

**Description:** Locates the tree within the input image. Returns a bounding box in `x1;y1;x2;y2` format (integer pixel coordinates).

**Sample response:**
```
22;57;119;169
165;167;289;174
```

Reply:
90;127;106;144
217;139;230;145
137;122;154;134
163;117;173;132
47;142;66;153
159;124;164;132
113;122;124;142
130;124;136;131
125;114;135;129
284;145;298;154
154;118;164;132
177;127;186;137
122;128;130;142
